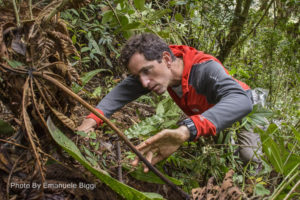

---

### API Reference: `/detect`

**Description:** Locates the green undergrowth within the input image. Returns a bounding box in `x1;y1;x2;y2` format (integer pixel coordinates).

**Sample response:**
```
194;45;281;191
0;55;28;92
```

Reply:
47;116;164;200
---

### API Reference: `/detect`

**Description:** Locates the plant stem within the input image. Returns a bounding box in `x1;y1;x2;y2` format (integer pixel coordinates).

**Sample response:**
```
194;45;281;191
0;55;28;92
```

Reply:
105;0;121;26
283;179;300;200
12;0;20;27
29;0;33;20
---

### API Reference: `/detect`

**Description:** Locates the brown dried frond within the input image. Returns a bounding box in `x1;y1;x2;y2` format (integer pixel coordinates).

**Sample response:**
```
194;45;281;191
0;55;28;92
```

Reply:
51;108;76;131
67;63;82;84
192;170;243;200
64;0;92;9
55;19;69;36
46;30;79;58
37;36;56;61
22;78;46;183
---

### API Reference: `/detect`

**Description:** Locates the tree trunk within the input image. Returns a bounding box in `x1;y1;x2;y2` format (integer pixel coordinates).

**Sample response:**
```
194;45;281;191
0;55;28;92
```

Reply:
217;0;252;62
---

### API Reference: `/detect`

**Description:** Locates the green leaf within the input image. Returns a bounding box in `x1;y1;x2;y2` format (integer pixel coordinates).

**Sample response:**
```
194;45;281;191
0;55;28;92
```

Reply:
291;127;300;142
120;22;141;31
81;47;91;53
5;59;24;68
92;86;102;98
71;34;77;44
134;0;145;11
148;9;172;21
257;124;284;174
102;10;114;24
255;183;270;196
47;117;164;200
75;131;88;137
175;13;184;23
156;102;165;116
0;119;14;135
81;69;112;86
124;165;183;185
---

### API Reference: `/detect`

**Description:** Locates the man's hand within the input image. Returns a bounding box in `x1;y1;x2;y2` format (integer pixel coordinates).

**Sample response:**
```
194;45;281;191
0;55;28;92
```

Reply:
131;125;190;173
76;118;97;133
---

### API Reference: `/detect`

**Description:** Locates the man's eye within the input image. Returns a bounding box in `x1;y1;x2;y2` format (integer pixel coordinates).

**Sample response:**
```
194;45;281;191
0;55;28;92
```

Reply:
143;69;150;75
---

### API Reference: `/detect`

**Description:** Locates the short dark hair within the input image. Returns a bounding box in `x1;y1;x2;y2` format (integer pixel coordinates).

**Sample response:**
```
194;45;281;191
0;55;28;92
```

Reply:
120;33;175;67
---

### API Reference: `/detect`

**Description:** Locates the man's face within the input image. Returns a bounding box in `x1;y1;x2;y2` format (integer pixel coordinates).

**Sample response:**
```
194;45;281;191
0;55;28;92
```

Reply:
128;52;172;95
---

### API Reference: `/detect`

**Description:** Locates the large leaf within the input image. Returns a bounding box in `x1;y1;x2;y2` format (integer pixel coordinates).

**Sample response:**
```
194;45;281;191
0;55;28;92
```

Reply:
257;124;284;174
0;119;14;135
47;117;164;200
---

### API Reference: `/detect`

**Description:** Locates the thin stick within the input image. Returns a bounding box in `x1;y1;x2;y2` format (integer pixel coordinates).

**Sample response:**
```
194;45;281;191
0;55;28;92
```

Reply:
34;72;190;200
105;0;121;26
29;0;33;20
116;140;123;182
283;179;300;200
0;138;27;149
6;152;24;200
12;0;20;27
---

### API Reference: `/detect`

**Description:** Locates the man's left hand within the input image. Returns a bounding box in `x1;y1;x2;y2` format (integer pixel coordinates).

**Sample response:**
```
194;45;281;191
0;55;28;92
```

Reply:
131;126;190;173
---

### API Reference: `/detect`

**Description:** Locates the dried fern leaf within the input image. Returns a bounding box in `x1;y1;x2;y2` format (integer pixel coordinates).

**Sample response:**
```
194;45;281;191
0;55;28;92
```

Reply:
30;77;48;128
51;108;76;131
46;30;79;57
64;0;92;9
56;19;69;35
67;64;82;84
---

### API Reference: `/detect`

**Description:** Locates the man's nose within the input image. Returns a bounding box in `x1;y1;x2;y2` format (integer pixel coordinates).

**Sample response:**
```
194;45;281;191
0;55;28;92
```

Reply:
140;75;150;88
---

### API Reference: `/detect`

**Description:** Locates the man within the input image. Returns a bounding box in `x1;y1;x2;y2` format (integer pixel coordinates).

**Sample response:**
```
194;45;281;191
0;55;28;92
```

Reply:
77;33;262;173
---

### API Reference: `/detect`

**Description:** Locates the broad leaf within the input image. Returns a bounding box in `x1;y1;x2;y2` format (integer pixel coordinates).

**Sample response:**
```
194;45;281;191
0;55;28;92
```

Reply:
134;0;145;11
255;184;270;196
175;13;184;23
47;117;164;200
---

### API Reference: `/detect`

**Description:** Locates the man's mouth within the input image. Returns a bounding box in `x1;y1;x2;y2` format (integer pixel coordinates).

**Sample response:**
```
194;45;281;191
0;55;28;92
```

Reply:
149;84;157;91
152;85;159;91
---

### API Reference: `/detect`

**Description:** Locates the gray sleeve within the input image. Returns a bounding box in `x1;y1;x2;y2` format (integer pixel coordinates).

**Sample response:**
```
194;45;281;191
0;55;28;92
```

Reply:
96;75;149;117
190;60;253;132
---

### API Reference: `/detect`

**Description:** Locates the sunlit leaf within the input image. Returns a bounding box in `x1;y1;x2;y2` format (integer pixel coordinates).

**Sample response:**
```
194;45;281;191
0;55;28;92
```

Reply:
255;184;270;196
134;0;145;11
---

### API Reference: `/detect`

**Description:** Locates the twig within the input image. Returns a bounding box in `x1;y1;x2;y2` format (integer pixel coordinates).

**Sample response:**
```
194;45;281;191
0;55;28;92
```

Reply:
0;139;27;149
116;140;123;182
29;0;33;20
237;0;275;46
283;179;300;200
34;72;190;200
6;152;24;200
12;0;20;27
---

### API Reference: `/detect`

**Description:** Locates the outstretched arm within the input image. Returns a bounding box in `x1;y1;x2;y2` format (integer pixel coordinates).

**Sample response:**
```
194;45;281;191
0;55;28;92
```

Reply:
77;75;149;132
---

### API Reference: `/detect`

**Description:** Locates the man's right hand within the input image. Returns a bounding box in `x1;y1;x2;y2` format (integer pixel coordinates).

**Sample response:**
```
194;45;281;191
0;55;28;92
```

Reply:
76;118;97;133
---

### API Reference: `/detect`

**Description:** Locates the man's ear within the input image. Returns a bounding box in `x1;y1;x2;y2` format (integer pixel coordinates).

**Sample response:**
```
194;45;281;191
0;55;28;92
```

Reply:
162;51;172;67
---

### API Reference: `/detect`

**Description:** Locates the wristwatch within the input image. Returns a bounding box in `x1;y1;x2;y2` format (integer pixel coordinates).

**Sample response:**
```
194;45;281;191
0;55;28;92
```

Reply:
179;118;198;142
